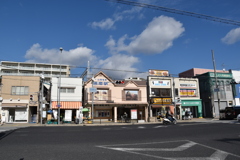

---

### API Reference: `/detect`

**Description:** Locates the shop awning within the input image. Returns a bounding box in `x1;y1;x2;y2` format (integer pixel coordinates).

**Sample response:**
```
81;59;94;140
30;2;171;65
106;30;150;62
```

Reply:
82;108;89;112
52;101;82;109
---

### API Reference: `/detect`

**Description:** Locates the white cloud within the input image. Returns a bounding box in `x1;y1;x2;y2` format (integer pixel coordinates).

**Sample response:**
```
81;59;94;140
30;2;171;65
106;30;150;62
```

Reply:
94;54;145;79
24;44;146;79
25;43;98;66
221;27;240;44
90;0;145;30
105;15;185;54
90;18;116;30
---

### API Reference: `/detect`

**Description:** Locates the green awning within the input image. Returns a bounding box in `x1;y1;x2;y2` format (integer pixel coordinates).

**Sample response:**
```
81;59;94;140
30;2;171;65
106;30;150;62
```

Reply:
82;108;89;112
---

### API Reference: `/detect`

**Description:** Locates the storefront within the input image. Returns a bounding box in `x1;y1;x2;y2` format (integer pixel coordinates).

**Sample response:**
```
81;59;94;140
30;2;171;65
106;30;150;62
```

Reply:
1;103;29;123
181;100;203;118
85;103;148;122
150;98;175;121
51;101;82;123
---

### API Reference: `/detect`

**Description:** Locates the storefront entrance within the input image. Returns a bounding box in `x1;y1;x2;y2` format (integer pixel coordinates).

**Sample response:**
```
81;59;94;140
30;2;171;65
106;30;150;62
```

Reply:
181;100;203;118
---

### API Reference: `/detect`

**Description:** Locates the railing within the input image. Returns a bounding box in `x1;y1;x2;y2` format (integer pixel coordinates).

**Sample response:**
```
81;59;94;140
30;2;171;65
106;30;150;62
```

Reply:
0;72;68;77
2;65;67;72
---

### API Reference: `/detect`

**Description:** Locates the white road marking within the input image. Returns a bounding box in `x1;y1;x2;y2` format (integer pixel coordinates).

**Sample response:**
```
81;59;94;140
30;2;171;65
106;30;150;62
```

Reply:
153;125;167;128
111;141;196;152
97;140;240;160
138;126;145;129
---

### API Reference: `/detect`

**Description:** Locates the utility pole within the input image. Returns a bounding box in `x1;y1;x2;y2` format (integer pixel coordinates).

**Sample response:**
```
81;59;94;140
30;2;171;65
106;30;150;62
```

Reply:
91;77;95;123
57;47;63;125
212;50;220;118
172;76;177;118
40;74;44;124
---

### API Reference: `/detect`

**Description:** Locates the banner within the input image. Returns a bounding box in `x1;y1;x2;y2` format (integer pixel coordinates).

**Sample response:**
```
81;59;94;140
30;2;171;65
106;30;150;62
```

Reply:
180;89;196;97
149;69;169;77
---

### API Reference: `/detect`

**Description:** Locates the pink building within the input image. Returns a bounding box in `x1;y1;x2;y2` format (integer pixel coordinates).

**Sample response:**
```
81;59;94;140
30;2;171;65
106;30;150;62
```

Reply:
83;71;148;123
179;68;228;78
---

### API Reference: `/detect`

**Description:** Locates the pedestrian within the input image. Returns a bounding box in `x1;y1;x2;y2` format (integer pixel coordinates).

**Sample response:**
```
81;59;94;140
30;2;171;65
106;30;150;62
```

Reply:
123;112;128;122
177;107;180;120
182;109;186;120
0;114;4;126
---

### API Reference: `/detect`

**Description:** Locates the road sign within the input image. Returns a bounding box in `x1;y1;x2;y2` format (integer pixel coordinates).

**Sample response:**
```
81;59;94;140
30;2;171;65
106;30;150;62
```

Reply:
214;88;219;92
89;87;97;93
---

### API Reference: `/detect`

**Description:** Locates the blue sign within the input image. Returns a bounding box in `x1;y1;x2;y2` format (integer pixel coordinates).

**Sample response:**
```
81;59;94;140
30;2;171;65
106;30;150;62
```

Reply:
235;84;240;98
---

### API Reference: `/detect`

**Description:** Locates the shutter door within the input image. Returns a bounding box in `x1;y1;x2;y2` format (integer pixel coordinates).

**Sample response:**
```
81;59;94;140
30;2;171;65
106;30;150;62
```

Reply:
15;108;27;121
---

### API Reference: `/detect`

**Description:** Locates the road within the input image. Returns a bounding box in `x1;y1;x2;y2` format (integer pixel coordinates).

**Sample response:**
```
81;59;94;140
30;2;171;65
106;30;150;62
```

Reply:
0;121;240;160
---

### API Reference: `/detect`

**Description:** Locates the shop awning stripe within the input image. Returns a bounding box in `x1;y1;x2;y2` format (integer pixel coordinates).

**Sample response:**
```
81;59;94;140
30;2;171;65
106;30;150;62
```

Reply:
52;101;82;109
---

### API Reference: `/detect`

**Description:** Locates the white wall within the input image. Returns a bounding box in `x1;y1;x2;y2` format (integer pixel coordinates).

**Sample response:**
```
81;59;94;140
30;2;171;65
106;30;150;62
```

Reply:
51;77;82;101
231;70;240;83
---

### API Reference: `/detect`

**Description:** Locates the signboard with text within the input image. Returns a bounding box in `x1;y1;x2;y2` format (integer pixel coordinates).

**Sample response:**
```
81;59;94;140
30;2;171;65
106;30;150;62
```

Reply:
151;98;172;104
131;109;138;119
149;69;169;77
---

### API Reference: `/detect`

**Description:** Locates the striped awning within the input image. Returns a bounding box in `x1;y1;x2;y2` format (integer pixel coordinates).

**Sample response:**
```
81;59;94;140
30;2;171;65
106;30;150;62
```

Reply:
52;101;82;109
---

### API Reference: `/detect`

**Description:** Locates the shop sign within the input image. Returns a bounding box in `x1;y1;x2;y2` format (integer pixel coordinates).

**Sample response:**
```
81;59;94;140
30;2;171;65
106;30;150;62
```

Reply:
149;69;169;77
93;78;109;86
181;100;201;106
209;73;232;78
151;80;170;86
180;89;197;97
180;83;196;88
151;98;172;104
131;109;138;119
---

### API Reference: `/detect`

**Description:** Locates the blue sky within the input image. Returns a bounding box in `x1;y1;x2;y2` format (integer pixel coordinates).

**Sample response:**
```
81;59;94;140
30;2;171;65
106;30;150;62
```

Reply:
1;0;240;79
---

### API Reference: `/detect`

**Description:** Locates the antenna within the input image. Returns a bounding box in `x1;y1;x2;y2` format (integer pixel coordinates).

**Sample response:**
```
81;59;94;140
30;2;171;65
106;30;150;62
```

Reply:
222;63;226;72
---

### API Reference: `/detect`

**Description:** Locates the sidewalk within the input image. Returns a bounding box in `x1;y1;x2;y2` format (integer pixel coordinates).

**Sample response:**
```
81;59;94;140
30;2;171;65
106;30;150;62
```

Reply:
0;118;217;127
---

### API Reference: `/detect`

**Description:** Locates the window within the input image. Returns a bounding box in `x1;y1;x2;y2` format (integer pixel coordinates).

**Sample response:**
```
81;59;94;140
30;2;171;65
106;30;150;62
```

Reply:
125;90;139;100
226;81;231;91
60;87;75;93
12;86;29;95
175;88;179;97
94;89;108;100
151;88;171;97
96;110;110;117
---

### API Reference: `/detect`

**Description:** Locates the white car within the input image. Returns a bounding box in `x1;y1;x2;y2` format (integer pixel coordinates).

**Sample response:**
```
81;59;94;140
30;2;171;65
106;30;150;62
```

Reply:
237;114;240;122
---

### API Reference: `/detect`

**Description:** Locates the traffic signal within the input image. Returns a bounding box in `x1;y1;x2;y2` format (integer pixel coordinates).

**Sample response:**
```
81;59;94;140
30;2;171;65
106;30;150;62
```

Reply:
115;81;125;84
30;95;34;101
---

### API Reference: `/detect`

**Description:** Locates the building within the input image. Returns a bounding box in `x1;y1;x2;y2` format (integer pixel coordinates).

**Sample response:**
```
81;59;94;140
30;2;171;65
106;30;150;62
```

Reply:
147;70;202;121
179;68;228;78
229;70;240;106
0;61;70;82
51;77;82;123
0;75;41;123
196;72;234;118
83;71;148;123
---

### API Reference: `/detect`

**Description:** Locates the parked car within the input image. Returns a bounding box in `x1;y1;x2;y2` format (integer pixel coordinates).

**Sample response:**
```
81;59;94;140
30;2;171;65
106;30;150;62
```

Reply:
237;114;240;122
219;106;240;120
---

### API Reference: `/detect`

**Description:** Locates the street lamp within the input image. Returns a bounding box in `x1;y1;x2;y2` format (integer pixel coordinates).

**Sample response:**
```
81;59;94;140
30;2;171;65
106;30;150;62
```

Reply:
57;47;63;124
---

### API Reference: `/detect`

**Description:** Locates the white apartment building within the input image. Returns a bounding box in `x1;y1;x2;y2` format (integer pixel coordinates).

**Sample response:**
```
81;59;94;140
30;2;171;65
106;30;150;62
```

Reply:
0;61;70;82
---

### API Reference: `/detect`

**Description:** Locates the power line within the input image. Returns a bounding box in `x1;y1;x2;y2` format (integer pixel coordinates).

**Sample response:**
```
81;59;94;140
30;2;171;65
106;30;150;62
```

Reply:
105;0;240;26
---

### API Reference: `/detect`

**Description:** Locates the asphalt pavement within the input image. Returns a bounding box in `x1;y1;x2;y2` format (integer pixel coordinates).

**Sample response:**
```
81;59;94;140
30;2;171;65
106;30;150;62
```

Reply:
0;118;234;129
